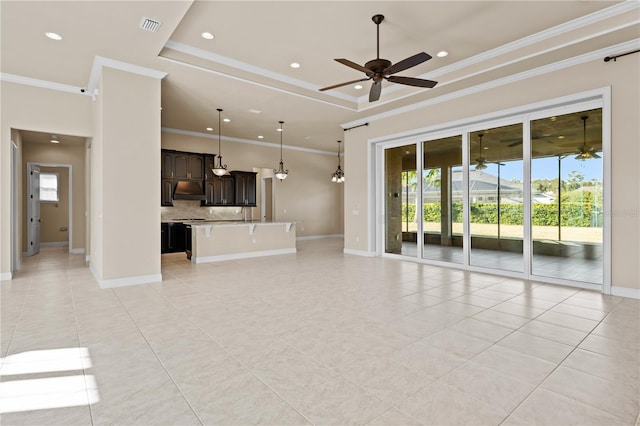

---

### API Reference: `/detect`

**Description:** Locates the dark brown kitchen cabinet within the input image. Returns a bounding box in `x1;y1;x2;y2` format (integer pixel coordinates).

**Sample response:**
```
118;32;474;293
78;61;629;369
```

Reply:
161;222;187;253
203;175;235;206
162;151;174;178
173;153;204;180
161;179;175;206
232;171;257;206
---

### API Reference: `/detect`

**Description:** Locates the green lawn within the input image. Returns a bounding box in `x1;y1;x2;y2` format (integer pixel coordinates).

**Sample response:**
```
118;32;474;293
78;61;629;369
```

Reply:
404;222;602;243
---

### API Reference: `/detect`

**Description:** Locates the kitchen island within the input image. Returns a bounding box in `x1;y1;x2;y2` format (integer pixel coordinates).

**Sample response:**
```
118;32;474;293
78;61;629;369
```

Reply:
189;221;296;263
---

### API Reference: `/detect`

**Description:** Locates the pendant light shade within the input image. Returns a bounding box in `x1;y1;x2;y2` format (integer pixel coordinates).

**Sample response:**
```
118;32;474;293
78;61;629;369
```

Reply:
212;108;228;176
575;115;601;160
274;121;289;181
331;140;345;183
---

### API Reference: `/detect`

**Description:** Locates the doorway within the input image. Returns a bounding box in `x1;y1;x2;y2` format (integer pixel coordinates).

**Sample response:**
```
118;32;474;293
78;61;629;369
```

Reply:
25;162;74;256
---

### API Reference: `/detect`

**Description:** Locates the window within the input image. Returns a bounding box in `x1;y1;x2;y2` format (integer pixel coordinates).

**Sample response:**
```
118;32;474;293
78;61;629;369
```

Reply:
40;173;59;202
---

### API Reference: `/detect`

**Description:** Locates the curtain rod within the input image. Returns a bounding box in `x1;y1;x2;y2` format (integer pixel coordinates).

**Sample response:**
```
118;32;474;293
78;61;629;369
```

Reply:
344;123;369;131
604;49;639;62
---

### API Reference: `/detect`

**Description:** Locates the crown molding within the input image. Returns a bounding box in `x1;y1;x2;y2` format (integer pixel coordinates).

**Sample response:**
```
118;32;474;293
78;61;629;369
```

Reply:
87;56;168;97
157;55;358;112
0;73;88;95
342;38;640;129
161;127;336;156
163;40;357;104
358;0;640;103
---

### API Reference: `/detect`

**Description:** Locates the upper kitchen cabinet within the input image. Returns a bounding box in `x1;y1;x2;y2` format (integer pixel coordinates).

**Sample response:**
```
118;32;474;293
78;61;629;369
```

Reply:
161;179;175;206
173;153;204;180
203;175;235;206
232;171;257;207
162;151;174;178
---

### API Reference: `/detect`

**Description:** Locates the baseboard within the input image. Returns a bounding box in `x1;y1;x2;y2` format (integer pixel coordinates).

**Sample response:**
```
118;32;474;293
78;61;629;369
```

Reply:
192;248;296;264
69;248;85;254
90;263;162;289
611;286;640;299
343;248;376;257
296;234;344;241
0;272;12;281
41;242;69;247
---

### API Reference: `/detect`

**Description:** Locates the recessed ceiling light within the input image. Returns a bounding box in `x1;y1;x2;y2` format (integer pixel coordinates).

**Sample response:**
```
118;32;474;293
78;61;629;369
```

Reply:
201;32;214;40
558;135;565;139
290;62;300;69
436;50;448;58
206;127;213;131
304;136;312;140
354;84;363;90
50;136;60;144
45;32;62;41
249;109;262;114
550;116;557;121
223;118;230;123
277;128;283;132
257;135;264;139
483;146;489;150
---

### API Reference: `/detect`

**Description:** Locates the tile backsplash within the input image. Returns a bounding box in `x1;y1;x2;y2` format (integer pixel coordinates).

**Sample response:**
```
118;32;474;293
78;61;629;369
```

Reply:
161;200;249;221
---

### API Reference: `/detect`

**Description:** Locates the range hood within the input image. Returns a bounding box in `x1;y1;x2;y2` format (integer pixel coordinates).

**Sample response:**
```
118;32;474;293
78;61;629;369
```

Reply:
173;181;206;200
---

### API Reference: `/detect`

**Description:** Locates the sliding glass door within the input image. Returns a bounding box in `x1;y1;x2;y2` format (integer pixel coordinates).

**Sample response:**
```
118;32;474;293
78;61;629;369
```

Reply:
531;109;603;284
380;103;605;289
469;124;524;272
422;135;463;263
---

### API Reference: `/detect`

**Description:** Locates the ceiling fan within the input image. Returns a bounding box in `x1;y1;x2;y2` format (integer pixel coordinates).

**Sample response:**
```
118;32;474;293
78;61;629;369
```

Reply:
575;115;600;160
474;133;488;170
319;14;438;102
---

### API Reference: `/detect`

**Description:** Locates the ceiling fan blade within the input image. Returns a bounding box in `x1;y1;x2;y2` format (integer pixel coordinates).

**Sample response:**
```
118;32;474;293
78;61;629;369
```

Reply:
319;77;371;92
384;52;432;75
335;58;373;76
369;81;382;102
386;75;437;88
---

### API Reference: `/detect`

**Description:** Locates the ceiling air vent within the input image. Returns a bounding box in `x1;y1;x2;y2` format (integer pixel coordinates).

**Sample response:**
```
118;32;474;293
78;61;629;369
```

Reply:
139;17;162;33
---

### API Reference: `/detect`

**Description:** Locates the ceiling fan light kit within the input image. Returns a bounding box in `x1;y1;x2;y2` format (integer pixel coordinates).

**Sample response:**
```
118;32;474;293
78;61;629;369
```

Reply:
319;14;438;102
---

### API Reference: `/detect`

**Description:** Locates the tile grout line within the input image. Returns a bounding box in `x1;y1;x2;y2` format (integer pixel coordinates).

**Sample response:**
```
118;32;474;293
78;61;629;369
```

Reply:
496;293;619;425
0;277;32;366
146;281;317;426
145;277;314;425
66;269;96;426
378;286;577;422
111;288;206;426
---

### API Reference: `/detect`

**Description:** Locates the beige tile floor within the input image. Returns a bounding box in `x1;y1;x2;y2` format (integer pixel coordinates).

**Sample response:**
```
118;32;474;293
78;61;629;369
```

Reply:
1;238;638;425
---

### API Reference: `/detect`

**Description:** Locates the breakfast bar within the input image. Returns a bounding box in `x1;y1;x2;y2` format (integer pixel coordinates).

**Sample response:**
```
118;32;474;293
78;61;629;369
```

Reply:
188;221;296;263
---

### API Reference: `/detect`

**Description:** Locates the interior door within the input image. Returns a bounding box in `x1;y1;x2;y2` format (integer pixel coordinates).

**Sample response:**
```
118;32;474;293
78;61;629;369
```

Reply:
27;164;41;256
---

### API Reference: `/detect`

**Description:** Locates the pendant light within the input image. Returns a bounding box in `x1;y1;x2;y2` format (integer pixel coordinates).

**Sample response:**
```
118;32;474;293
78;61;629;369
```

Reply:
575;115;601;160
331;140;345;183
274;121;289;180
212;108;228;176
